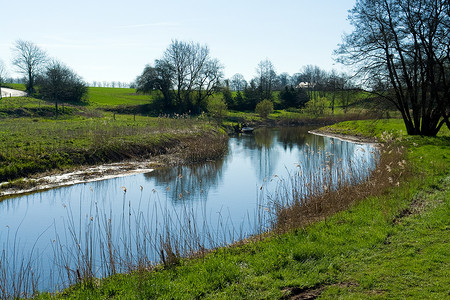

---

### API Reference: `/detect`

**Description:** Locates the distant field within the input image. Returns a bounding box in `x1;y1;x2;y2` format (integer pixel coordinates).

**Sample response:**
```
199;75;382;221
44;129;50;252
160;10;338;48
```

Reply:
87;87;156;107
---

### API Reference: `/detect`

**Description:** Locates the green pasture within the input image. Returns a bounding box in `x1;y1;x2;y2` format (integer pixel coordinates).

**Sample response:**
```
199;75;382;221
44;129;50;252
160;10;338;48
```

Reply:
87;87;156;107
1;83;27;91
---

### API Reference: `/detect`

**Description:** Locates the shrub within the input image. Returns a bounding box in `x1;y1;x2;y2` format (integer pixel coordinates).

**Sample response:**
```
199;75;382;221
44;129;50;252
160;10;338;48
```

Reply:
303;97;328;117
207;98;228;124
255;99;274;119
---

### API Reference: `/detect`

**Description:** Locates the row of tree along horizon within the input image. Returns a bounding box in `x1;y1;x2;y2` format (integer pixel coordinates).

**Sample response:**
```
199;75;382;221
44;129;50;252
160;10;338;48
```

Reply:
1;39;358;114
1;0;449;136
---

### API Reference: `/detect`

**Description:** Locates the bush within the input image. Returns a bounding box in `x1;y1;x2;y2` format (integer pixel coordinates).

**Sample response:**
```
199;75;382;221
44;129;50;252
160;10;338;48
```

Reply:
255;99;274;119
207;98;228;124
304;97;328;117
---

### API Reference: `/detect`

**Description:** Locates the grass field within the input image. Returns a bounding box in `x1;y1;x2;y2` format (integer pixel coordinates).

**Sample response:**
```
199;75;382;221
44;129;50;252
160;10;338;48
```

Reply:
87;87;157;107
32;119;449;299
1;83;27;91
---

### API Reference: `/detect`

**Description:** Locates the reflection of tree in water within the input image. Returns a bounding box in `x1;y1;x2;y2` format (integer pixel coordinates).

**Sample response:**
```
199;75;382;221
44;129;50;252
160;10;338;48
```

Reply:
253;127;275;149
143;128;376;205
299;136;377;188
251;128;278;182
276;126;316;151
144;158;226;205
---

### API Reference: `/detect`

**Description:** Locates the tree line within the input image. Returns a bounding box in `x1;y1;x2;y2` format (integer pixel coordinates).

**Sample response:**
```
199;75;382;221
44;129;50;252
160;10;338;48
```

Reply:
135;41;357;114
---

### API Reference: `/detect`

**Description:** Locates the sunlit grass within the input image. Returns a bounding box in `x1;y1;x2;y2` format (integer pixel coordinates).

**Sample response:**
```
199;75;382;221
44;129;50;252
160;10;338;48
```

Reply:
87;87;157;107
0;115;226;182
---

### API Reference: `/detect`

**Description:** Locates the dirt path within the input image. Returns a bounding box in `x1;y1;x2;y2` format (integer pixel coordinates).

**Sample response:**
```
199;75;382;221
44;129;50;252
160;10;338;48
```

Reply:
0;87;28;98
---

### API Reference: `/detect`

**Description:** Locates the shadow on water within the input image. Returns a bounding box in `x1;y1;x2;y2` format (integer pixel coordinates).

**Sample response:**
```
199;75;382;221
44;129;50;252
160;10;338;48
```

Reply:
0;127;378;296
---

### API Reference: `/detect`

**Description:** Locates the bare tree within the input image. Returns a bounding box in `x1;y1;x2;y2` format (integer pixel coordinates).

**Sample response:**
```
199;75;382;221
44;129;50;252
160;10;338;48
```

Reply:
298;65;327;100
0;59;7;99
38;60;87;117
0;59;7;84
256;59;277;100
158;40;223;113
277;72;291;89
325;70;347;115
12;40;47;94
230;73;247;91
336;0;450;135
136;61;174;110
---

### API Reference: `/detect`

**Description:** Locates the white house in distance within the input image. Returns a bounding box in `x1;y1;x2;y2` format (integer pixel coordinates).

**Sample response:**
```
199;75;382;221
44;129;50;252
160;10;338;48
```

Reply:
296;82;316;89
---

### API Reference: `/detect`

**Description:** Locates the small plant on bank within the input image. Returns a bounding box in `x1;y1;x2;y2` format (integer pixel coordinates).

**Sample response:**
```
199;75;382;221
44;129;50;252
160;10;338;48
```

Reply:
255;99;273;119
207;98;228;124
303;97;328;117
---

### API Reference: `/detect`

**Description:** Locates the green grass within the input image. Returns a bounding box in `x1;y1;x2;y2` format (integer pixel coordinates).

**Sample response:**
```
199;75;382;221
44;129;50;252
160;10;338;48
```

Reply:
0;115;226;183
34;119;449;299
87;87;156;107
1;83;27;91
323;118;450;140
0;96;79;118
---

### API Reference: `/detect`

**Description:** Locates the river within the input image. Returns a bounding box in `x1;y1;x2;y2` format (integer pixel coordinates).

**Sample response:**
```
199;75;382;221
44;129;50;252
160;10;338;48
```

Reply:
0;127;377;293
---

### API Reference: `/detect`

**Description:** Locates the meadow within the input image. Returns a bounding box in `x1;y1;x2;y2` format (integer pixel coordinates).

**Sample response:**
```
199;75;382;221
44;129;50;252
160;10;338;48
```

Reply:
0;85;377;185
27;119;449;299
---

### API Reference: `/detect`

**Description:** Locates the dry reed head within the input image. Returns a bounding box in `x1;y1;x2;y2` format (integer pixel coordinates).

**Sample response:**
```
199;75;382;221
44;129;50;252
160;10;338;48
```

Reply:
273;141;409;233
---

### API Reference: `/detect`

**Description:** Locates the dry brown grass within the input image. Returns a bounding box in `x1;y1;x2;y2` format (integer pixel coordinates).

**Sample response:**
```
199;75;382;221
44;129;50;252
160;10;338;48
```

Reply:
274;142;409;233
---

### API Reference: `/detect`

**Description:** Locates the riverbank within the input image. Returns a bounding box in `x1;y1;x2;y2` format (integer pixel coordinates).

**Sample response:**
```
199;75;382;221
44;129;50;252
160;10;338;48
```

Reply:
0;161;155;198
0;116;228;198
308;129;378;144
33;119;449;299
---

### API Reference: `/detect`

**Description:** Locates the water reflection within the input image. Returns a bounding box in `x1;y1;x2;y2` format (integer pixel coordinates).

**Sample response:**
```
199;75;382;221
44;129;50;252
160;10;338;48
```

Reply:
0;127;377;293
144;159;226;204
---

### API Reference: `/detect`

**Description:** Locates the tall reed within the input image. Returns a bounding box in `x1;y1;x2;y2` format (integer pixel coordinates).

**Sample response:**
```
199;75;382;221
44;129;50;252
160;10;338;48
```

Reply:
272;140;408;232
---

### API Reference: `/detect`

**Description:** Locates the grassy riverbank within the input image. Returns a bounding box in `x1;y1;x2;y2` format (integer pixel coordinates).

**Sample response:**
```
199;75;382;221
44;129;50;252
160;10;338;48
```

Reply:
0;115;227;186
32;119;449;299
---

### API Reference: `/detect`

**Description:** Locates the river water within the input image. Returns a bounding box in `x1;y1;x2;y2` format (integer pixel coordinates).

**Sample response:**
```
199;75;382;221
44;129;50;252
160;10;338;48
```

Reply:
0;127;377;293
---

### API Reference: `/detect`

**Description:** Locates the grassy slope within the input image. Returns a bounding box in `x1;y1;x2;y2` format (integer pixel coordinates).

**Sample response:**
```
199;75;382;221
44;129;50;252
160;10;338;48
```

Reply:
1;83;27;91
37;120;449;299
0;88;227;183
87;87;156;107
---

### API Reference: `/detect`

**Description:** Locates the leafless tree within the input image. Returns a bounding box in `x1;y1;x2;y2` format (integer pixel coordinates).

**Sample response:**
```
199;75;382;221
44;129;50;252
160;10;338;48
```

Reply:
336;0;450;135
140;40;223;113
230;73;247;91
0;59;7;84
12;40;48;94
256;59;277;100
277;72;291;89
38;60;87;117
0;59;7;99
298;65;327;100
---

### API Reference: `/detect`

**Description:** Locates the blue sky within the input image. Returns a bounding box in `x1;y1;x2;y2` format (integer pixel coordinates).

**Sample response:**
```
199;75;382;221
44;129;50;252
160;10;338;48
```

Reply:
1;0;356;84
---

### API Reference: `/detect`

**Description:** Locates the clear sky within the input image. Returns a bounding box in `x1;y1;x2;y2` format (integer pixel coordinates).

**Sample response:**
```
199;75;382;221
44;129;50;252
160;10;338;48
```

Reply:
1;0;356;84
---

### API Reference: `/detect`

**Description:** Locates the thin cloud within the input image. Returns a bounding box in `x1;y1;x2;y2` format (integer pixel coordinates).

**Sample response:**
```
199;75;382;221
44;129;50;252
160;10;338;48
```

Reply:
115;22;180;29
